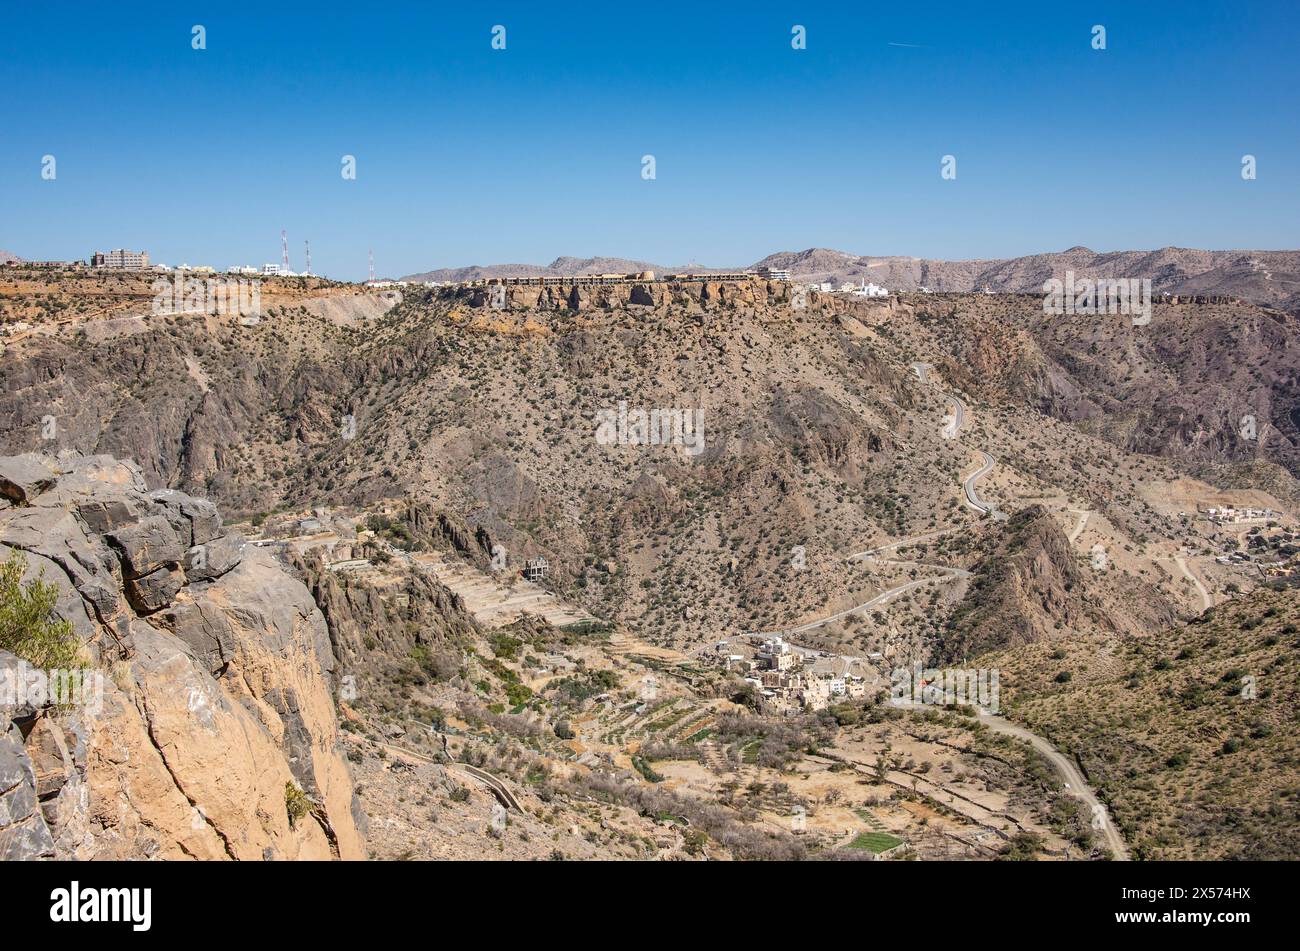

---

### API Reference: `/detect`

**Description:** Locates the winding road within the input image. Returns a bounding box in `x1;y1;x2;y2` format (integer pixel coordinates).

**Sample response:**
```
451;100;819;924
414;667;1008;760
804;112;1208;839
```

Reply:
761;563;972;637
962;450;1007;521
915;363;1005;522
975;712;1129;860
753;360;1131;858
847;528;964;561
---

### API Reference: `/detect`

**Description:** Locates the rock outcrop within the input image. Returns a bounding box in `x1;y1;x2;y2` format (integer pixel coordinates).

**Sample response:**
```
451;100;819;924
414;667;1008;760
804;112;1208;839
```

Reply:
939;506;1089;661
0;452;363;860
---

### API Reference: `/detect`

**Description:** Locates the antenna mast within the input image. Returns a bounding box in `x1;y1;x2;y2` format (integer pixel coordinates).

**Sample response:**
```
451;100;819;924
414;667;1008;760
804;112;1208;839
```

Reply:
368;249;375;284
281;229;289;273
304;240;311;276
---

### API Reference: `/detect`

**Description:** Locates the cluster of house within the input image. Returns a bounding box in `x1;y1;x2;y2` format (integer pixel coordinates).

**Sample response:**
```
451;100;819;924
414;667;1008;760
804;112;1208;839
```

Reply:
1222;526;1300;578
1203;505;1279;524
711;635;869;713
794;280;890;297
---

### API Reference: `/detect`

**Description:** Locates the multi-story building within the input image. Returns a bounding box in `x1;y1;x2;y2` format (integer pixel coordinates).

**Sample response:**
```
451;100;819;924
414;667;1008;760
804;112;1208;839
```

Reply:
91;249;150;269
757;266;792;281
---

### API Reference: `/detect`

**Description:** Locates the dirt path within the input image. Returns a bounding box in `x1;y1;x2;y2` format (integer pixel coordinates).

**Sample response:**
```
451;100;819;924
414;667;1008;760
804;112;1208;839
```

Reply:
1172;553;1213;612
976;713;1130;860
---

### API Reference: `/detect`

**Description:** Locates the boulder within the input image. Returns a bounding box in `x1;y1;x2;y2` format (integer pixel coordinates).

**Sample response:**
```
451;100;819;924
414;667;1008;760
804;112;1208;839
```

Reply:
125;564;185;614
0;454;56;504
76;498;141;534
0;722;56;860
150;488;222;547
183;531;244;584
107;515;183;579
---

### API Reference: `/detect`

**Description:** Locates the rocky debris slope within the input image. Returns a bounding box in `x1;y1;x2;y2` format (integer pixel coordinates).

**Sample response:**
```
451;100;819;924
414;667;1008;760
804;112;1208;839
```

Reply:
0;452;362;860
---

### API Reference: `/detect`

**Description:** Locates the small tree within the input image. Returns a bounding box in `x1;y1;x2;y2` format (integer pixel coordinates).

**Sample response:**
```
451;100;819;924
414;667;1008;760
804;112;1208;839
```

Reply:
0;551;82;669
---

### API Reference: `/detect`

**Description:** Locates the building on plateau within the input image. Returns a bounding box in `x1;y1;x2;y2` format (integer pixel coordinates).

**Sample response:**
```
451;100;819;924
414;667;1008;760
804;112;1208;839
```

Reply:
91;249;150;269
757;266;792;281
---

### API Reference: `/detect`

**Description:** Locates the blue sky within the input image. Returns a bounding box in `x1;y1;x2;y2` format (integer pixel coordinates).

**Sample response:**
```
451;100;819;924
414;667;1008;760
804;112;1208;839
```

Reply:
2;1;1297;279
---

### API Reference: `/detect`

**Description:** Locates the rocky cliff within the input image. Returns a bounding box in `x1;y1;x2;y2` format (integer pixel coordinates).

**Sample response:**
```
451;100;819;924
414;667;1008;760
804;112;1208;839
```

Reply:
0;452;363;860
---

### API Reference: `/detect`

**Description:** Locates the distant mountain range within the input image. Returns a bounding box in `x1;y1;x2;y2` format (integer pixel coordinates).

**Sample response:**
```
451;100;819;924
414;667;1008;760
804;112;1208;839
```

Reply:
752;247;1300;309
403;247;1300;309
402;256;732;284
0;251;22;265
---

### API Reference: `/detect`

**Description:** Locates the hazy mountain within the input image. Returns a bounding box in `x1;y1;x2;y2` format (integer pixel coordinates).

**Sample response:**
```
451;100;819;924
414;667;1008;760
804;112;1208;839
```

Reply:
0;250;22;265
407;246;1300;309
403;255;731;283
756;246;1300;307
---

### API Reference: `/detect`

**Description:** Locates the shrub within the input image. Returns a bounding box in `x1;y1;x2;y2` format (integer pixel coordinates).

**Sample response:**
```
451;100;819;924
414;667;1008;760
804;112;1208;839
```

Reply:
284;782;313;828
0;551;82;669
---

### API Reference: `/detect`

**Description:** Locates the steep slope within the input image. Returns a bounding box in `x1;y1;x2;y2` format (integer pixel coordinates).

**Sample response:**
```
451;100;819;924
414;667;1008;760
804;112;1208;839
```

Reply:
914;293;1300;480
0;452;363;860
987;587;1300;860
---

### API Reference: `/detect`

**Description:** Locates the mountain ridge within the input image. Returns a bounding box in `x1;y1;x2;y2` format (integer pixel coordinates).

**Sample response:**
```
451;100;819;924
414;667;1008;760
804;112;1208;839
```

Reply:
403;245;1300;308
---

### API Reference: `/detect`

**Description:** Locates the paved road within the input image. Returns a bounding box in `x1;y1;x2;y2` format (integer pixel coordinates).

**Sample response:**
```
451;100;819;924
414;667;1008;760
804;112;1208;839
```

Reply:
372;733;523;812
910;364;1002;521
948;393;967;432
804;359;1128;858
962;451;1007;520
976;712;1130;860
757;565;971;637
847;528;963;561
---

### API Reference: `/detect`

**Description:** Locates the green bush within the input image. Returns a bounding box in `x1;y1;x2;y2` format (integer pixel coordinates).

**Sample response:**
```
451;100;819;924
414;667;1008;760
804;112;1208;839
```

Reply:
0;551;82;669
284;782;313;828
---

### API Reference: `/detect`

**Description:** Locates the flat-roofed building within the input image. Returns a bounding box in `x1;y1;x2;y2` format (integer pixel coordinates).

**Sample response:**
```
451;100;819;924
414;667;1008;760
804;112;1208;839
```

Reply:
91;248;150;269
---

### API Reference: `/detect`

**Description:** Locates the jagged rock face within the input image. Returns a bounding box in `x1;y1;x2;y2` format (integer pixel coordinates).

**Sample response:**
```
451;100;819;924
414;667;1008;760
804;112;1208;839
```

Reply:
940;506;1088;661
0;453;362;860
297;550;477;691
765;387;891;479
934;296;1300;480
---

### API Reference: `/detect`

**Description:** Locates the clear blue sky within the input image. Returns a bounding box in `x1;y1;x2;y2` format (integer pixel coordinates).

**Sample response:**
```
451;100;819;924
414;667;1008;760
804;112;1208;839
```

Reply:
2;1;1297;280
